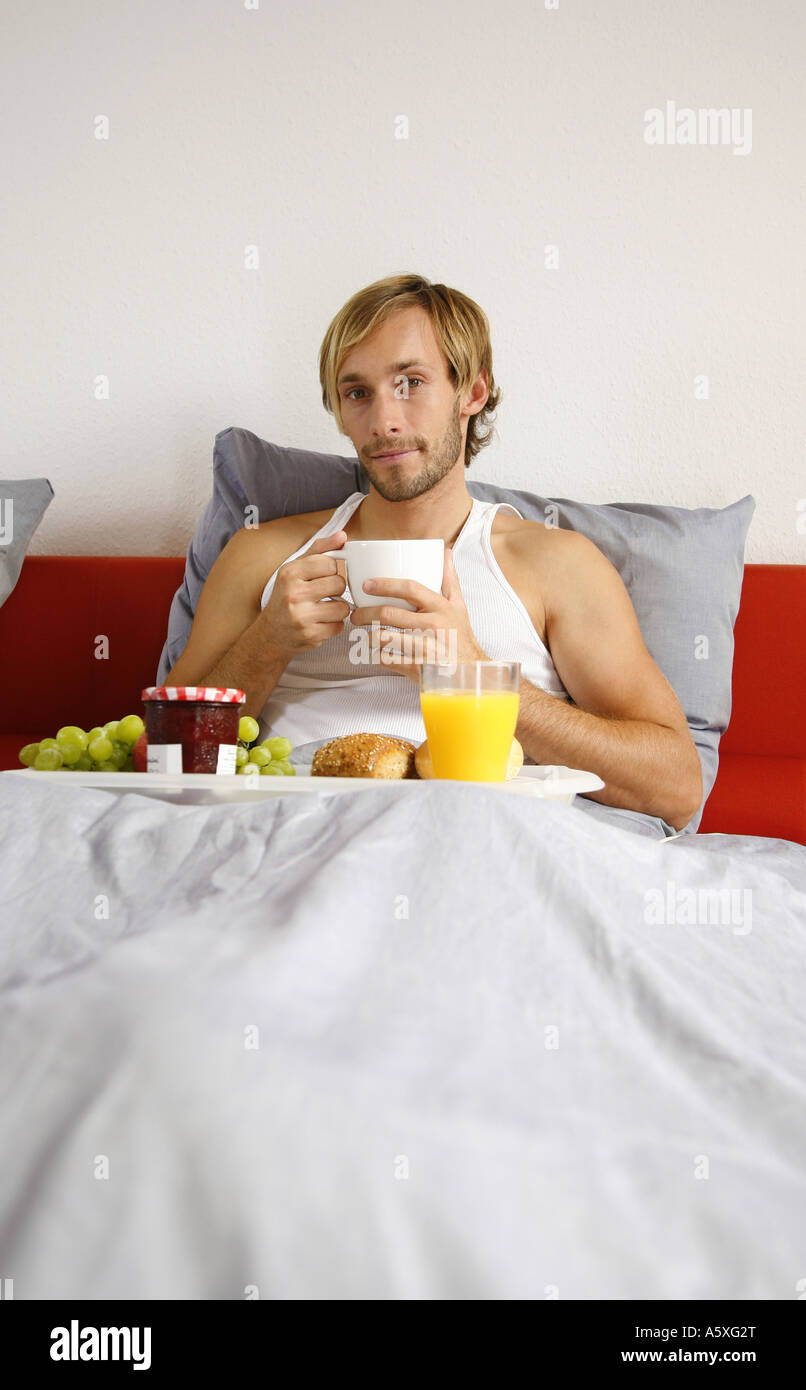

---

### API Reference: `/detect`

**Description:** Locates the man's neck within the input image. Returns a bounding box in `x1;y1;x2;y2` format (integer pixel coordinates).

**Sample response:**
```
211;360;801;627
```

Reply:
348;481;475;548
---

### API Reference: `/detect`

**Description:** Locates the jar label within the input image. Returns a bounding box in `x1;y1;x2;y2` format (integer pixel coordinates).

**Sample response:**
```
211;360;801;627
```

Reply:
216;743;237;775
147;743;183;774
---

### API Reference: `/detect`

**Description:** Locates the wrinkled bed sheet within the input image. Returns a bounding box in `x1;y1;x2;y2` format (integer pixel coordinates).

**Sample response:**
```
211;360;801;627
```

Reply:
0;772;804;1299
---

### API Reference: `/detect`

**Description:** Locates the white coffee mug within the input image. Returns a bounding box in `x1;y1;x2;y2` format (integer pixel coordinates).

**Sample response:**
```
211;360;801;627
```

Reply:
321;538;444;611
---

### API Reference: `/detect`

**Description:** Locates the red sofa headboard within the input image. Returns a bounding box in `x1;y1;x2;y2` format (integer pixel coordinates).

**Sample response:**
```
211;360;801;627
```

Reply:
1;557;804;841
697;564;806;841
1;556;186;731
717;565;806;759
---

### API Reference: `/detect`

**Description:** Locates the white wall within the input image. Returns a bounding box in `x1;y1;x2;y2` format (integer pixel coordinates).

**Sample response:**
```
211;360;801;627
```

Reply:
3;0;804;562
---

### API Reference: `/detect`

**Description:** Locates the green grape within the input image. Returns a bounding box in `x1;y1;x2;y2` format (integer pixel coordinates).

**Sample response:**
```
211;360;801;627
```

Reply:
18;742;40;767
88;736;113;762
238;762;260;777
239;715;260;744
273;759;296;776
74;752;93;771
102;720;120;740
58;738;84;765
235;745;249;767
248;746;272;767
39;737;58;751
117;714;145;746
34;748;63;771
56;726;89;751
95;760;119;772
87;726;105;743
109;740;130;769
259;762;285;775
263;737;293;760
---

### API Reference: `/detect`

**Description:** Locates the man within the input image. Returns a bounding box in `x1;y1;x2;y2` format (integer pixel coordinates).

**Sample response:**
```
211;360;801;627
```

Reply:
167;274;702;831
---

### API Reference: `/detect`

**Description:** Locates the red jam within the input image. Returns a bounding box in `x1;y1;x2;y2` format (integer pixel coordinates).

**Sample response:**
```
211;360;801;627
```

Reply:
141;687;245;774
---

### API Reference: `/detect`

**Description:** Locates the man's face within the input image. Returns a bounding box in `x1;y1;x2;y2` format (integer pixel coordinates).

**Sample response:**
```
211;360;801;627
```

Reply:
336;306;479;501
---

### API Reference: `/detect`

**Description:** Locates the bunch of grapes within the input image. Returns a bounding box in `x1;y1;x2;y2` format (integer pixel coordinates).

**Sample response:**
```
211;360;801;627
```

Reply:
236;717;295;776
18;716;146;772
18;715;296;777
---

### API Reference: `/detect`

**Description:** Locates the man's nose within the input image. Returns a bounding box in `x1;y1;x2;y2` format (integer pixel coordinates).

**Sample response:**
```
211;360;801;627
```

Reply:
367;388;408;436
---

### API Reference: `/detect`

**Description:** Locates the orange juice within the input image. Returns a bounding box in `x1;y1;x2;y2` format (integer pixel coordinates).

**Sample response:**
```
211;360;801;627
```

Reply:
419;689;520;781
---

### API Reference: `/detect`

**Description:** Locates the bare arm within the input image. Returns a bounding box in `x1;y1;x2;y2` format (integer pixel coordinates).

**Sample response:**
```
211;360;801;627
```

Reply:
165;529;287;719
514;532;702;830
166;527;351;722
185;621;289;724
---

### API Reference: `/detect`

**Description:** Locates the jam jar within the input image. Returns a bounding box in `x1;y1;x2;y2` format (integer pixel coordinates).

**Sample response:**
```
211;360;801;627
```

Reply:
141;687;245;773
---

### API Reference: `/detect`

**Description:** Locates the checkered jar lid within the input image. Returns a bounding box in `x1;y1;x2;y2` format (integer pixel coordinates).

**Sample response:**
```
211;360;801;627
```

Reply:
141;686;246;703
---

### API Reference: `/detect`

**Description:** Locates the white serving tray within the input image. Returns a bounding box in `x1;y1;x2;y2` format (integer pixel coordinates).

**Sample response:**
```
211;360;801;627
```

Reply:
4;765;603;806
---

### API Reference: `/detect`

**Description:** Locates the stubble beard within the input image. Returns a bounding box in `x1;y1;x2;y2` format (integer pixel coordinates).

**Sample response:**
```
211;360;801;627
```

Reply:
362;397;465;502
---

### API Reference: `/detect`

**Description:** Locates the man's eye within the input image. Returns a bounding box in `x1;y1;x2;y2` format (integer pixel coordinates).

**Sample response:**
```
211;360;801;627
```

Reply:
345;377;423;401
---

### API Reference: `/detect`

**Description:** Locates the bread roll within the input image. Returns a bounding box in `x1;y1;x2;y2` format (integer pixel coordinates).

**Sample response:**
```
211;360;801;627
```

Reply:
311;732;418;779
414;736;524;781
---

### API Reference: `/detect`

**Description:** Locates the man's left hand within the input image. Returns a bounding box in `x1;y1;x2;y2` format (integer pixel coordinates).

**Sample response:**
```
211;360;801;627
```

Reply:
349;545;488;683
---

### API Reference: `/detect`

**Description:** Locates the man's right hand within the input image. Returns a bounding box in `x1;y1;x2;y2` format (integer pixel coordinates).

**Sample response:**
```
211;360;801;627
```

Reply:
262;531;352;660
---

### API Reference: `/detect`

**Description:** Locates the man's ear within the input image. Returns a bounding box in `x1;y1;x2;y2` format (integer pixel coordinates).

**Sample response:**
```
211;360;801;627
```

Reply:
465;369;489;417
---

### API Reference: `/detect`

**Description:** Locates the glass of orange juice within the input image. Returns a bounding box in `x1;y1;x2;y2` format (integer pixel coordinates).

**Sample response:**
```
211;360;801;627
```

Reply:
419;661;521;781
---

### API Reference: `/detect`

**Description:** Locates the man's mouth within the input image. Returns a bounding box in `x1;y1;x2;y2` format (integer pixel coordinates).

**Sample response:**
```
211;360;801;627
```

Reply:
372;449;418;460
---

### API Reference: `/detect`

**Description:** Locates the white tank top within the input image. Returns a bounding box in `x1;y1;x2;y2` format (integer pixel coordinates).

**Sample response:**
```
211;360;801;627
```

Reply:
257;491;569;748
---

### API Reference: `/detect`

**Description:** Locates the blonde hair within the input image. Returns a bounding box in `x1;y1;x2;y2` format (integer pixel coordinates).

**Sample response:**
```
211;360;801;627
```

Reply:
319;273;501;468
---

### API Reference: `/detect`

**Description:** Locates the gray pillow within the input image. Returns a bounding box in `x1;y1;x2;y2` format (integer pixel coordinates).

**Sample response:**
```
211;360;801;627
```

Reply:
157;427;754;835
0;479;54;606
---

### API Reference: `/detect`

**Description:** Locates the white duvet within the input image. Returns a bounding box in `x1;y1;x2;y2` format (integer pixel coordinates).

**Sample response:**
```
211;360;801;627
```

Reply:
0;772;804;1299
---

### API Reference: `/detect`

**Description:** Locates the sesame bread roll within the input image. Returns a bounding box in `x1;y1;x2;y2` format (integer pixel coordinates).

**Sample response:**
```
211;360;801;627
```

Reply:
310;732;418;779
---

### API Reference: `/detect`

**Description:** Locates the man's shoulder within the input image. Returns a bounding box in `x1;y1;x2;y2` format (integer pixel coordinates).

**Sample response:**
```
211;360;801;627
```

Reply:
258;504;336;536
498;519;618;624
496;514;605;570
227;505;335;554
217;506;339;607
